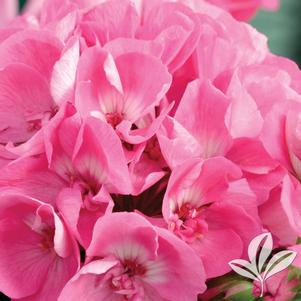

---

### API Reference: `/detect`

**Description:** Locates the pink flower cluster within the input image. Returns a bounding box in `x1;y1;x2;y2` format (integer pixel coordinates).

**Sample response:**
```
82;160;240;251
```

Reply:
0;0;299;300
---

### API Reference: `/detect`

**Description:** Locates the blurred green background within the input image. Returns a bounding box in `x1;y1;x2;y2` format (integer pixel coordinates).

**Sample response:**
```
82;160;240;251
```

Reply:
18;0;301;66
251;0;301;66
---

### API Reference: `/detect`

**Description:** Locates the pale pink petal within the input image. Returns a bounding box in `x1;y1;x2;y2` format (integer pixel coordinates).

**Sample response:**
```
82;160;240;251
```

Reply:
259;175;301;246
50;38;80;106
194;228;243;278
138;1;201;72
75;46;123;118
0;63;54;144
226;71;264;139
88;212;158;262
56;187;82;243
116;102;173;145
73;116;132;194
157;116;201;169
16;254;79;301
43;103;79;177
39;0;78;25
204;202;262;259
260;103;293;173
0;29;62;79
175;79;232;158
58;260;120;301
0;155;65;205
113;52;171;121
245;165;286;205
23;0;45;15
226;138;278;174
196;10;267;81
0;0;18;26
129;142;166;195
0;194;79;300
224;179;260;217
163;157;241;219
82;0;139;45
103;38;163;59
45;9;79;43
146;227;206;300
0;203;51;298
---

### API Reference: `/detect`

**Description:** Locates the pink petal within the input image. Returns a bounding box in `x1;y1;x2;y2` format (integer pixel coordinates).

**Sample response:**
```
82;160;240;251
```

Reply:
259;181;300;246
116;102;173;145
0;202;51;298
88;212;159;262
103;38;163;59
0;29;62;80
58;260;120;301
17;254;79;301
175;79;232;158
46;10;79;43
245;165;286;205
43;103;79;177
226;71;264;139
75;46;123;117
204;202;262;259
196;9;267;81
130;152;166;196
224;179;260;217
163;157;241;219
56;187;82;243
73;117;132;194
82;0;139;45
57;186;113;248
0;155;65;206
138;1;201;72
113;52;171;120
260;103;293;173
157;116;201;169
0;193;79;300
148;227;206;299
0;63;54;144
194;228;243;278
50;37;80;106
226;138;278;174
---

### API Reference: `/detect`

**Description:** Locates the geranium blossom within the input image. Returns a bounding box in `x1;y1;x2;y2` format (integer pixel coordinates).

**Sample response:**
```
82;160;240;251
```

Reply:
0;191;79;300
2;0;301;300
59;212;206;301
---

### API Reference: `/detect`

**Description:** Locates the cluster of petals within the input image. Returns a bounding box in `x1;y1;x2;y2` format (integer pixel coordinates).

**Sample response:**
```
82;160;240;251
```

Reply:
1;0;300;300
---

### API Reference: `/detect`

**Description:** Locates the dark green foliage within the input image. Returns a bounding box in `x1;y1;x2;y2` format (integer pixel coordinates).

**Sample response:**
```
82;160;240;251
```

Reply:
19;0;27;10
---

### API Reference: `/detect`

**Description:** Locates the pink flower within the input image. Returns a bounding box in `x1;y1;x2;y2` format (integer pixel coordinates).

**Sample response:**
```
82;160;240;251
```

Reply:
75;45;171;144
0;107;132;247
0;191;79;300
162;157;262;278
59;212;206;300
159;79;281;203
0;0;297;299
